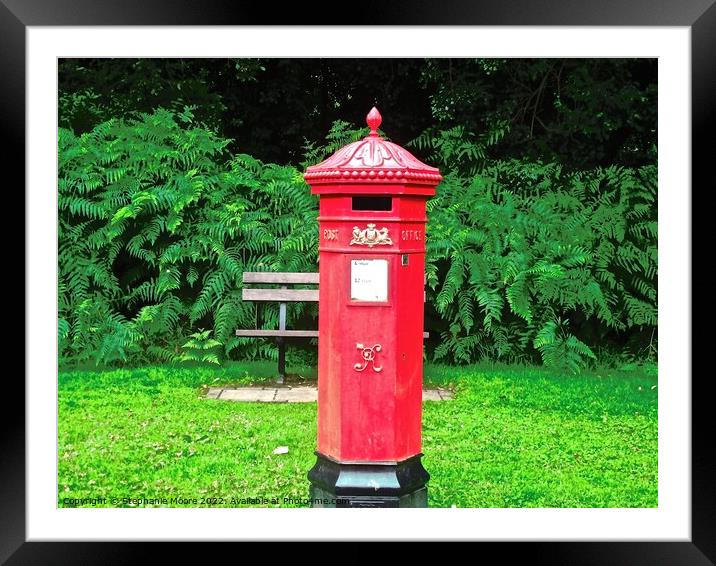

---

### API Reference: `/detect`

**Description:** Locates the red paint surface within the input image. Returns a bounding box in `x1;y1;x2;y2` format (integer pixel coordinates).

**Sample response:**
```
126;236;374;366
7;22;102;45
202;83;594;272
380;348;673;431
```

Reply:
304;108;440;463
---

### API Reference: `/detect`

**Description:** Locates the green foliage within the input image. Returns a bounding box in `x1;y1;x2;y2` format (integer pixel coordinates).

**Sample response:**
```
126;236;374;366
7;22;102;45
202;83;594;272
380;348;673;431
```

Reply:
301;120;369;168
59;110;656;372
61;58;656;170
59;59;239;135
59;108;318;366
533;319;597;374
418;58;657;169
412;120;510;177
421;124;657;370
178;330;223;365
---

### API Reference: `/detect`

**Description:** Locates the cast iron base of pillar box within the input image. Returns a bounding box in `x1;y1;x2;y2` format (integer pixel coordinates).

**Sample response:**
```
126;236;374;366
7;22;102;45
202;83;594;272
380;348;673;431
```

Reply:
307;452;429;508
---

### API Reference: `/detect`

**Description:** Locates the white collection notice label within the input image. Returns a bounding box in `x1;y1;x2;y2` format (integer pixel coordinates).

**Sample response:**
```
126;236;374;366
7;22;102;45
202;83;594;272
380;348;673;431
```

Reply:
350;259;388;302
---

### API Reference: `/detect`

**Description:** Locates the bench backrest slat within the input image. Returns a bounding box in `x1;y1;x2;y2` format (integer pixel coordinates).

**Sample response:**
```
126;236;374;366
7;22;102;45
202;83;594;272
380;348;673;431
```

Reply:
243;288;320;302
243;272;319;284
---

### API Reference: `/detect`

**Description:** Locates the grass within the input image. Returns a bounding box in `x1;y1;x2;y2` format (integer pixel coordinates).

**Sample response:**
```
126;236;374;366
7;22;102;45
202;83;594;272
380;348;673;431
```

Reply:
58;361;657;508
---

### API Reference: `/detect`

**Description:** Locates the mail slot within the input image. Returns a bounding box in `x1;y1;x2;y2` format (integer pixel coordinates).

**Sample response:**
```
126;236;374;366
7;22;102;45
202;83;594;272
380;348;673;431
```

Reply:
304;107;442;507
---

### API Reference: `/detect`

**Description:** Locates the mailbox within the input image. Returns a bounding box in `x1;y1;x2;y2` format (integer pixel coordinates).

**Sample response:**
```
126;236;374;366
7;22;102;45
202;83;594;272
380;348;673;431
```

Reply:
305;107;441;507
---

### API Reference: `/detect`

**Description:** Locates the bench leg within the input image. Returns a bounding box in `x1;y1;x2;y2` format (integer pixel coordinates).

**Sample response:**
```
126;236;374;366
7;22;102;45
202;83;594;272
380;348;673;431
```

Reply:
277;337;285;384
277;298;287;384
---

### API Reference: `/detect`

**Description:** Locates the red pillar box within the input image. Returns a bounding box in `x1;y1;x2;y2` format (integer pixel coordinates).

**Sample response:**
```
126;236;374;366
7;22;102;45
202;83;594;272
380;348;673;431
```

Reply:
305;108;441;507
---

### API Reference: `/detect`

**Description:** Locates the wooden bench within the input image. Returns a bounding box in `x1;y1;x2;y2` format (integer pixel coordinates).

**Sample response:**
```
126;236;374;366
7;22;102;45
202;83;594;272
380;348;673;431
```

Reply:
235;272;319;383
236;271;428;382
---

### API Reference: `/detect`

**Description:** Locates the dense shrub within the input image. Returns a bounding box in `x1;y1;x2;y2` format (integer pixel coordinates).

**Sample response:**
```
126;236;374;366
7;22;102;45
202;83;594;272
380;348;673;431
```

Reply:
58;110;656;371
59;108;318;366
425;161;656;372
414;124;657;372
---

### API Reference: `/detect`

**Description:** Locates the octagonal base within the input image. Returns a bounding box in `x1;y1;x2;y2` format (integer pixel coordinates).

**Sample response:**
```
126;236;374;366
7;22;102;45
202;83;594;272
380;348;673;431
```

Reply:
307;452;429;508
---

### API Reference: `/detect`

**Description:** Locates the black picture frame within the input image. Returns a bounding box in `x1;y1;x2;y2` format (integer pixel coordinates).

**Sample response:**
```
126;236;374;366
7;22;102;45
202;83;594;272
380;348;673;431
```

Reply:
6;0;711;562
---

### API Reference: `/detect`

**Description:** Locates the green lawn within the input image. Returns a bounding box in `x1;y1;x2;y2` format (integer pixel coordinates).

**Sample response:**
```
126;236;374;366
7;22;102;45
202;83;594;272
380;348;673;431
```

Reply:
58;361;657;508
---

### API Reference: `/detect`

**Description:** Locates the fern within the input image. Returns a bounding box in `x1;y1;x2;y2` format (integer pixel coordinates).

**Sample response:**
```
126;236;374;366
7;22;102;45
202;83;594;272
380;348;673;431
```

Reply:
425;150;657;370
178;329;223;365
59;113;656;371
533;319;596;374
59;108;319;367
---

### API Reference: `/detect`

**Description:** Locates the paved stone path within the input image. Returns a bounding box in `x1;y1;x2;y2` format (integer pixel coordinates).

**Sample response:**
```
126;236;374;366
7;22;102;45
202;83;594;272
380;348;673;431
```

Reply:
205;386;454;403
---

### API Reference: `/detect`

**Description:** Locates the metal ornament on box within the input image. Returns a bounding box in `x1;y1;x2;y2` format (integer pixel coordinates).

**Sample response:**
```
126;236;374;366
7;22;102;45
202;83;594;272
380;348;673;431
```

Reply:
353;343;383;372
349;224;392;247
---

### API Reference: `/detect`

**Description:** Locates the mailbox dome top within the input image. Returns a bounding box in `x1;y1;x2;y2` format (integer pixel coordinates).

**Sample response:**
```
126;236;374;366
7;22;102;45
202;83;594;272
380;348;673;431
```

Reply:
304;107;442;186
